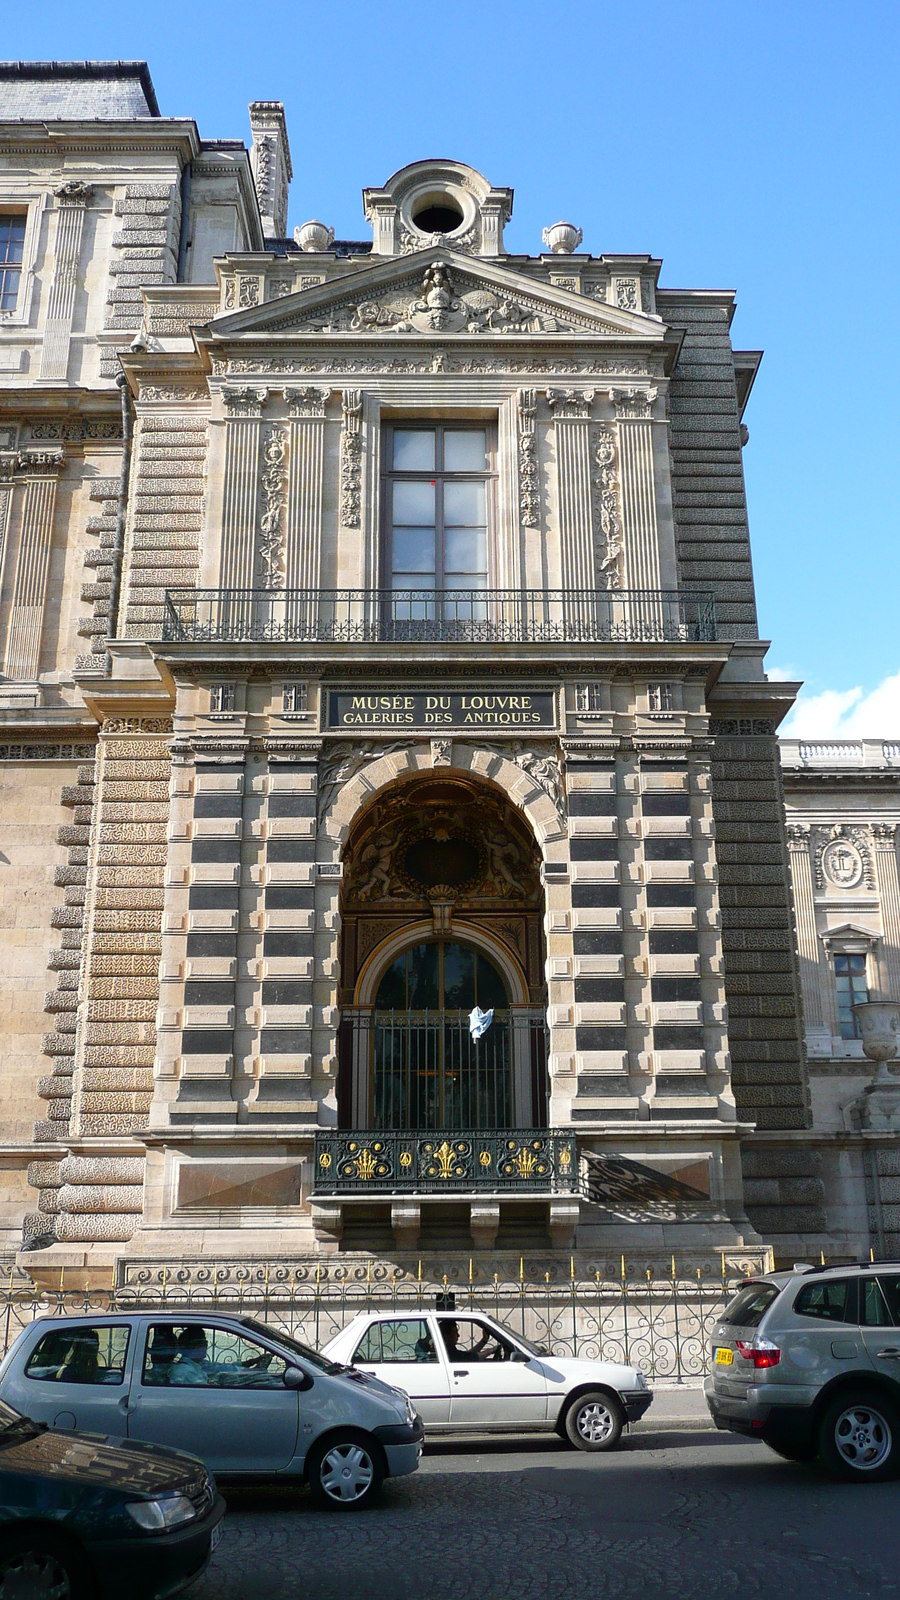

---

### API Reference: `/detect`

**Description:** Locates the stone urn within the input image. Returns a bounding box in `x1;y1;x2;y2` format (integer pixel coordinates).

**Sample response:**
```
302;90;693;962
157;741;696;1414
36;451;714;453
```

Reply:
294;220;335;253
542;221;583;255
852;1000;900;1129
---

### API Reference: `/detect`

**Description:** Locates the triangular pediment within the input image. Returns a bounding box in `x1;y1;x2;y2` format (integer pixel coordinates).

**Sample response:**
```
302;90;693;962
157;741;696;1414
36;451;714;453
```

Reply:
207;247;666;343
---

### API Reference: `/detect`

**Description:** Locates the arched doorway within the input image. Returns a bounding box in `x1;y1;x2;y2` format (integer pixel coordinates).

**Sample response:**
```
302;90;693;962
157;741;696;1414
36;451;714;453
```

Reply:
338;773;547;1131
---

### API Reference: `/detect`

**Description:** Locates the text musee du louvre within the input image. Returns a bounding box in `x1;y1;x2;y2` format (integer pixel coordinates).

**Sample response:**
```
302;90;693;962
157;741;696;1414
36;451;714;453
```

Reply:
329;690;555;728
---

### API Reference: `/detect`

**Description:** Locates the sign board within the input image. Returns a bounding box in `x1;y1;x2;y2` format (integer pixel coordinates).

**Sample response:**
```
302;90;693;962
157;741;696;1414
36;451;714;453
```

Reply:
327;690;556;730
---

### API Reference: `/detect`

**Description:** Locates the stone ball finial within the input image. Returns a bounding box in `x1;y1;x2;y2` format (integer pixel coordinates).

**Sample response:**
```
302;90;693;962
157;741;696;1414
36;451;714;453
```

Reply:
294;220;335;253
542;221;583;255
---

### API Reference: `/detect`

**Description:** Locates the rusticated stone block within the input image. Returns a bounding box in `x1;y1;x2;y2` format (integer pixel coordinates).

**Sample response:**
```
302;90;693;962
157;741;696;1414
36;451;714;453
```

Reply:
746;1205;828;1234
54;1214;136;1242
741;1147;821;1179
82;1068;154;1091
57;1184;144;1214
38;1191;60;1215
59;1155;145;1186
84;1046;156;1068
27;1162;62;1188
80;1114;147;1136
85;1022;156;1046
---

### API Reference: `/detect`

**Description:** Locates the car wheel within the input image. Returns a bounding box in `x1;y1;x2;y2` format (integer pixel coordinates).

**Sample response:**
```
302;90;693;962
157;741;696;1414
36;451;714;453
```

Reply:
818;1392;900;1482
306;1433;384;1510
564;1391;625;1452
0;1531;88;1600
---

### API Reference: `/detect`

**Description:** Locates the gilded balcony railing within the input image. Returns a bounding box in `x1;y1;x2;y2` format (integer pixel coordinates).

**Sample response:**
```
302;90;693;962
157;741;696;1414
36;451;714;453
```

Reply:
312;1129;578;1195
160;588;716;646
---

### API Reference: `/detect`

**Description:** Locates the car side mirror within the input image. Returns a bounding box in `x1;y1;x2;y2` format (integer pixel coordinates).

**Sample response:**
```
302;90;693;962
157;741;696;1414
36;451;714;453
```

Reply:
283;1366;314;1391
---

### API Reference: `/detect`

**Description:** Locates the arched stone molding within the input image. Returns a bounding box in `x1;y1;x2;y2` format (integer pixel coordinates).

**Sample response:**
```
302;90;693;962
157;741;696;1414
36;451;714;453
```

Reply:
354;916;531;1008
321;740;567;860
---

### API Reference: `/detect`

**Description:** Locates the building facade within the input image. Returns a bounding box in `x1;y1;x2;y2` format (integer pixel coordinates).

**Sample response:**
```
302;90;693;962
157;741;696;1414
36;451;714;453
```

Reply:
1;59;885;1288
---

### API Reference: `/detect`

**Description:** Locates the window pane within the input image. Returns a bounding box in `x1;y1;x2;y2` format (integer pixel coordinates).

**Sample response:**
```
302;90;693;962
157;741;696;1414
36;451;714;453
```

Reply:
719;1282;780;1327
392;527;435;574
353;1325;382;1362
145;1323;288;1389
407;943;440;1009
793;1280;853;1323
393;430;435;470
444;527;486;575
476;953;508;1012
393;481;435;525
375;953;408;1009
878;1275;900;1325
379;1319;438;1363
26;1324;130;1386
442;942;475;1009
860;1278;893;1327
444;430;486;471
0;269;20;313
444;481;486;526
0;217;26;265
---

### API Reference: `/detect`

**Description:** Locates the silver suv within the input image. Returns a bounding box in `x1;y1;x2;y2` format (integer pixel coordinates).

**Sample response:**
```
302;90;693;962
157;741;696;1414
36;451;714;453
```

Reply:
705;1264;900;1480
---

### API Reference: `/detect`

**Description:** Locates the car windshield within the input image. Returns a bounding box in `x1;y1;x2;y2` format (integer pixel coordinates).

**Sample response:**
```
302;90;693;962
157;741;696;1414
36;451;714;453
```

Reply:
0;1399;24;1430
239;1319;345;1374
719;1281;781;1328
439;1317;539;1357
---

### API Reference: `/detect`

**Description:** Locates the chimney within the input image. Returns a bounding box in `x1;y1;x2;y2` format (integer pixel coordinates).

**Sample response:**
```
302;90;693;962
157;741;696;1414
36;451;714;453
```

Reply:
248;101;292;240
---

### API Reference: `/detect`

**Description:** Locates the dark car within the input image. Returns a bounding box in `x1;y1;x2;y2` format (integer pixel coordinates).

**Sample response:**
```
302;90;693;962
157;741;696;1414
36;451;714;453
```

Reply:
0;1396;224;1599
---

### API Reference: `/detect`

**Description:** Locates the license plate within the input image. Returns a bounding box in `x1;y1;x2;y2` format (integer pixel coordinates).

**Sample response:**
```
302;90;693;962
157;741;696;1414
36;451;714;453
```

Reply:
210;1523;223;1553
714;1347;734;1366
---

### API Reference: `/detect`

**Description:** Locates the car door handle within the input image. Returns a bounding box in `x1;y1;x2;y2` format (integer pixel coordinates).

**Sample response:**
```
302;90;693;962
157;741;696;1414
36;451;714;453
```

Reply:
453;1369;469;1377
876;1347;900;1358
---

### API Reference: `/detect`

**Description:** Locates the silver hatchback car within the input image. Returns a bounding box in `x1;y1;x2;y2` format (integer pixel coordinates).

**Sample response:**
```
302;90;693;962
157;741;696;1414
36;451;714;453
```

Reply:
0;1312;423;1509
705;1263;900;1480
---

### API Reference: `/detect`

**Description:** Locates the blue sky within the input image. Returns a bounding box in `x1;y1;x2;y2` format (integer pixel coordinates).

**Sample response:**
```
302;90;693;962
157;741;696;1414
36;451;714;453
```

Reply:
6;1;899;732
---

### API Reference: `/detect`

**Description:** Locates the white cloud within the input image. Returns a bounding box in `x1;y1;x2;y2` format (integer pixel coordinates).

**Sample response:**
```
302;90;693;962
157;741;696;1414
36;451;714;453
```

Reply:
781;669;900;738
765;663;799;682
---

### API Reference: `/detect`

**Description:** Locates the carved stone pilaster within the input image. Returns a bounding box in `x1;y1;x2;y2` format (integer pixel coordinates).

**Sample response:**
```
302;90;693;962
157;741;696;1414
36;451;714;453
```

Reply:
872;824;900;1002
249;102;292;241
4;448;65;682
785;824;824;1029
339;389;363;529
222;386;267;417
40;184;93;382
591;424;622;589
608;387;661;593
219;392;266;589
285;390;330;591
548;390;594;591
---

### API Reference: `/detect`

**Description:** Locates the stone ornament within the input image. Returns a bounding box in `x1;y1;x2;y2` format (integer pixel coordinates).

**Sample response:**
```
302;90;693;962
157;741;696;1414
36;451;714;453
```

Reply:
542;222;583;254
295;220;335;253
339;389;363;528
257;425;288;587
517;389;539;528
592;424;622;589
814;824;874;891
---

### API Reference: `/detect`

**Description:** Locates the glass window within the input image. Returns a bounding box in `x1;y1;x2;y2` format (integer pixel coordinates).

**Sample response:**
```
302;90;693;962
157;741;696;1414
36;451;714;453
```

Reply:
385;424;492;603
384;1320;437;1364
352;1324;382;1363
793;1279;854;1323
718;1282;781;1328
439;1318;515;1363
648;683;674;712
26;1324;130;1386
834;954;868;1040
0;215;26;314
860;1278;894;1327
143;1324;289;1389
374;941;508;1013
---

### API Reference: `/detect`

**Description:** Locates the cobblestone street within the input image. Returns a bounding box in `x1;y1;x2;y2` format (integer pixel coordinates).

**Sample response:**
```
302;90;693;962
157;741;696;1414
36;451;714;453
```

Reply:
189;1425;900;1600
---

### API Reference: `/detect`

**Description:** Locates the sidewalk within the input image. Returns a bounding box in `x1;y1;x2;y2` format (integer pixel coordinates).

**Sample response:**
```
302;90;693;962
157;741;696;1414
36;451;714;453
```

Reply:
631;1382;713;1432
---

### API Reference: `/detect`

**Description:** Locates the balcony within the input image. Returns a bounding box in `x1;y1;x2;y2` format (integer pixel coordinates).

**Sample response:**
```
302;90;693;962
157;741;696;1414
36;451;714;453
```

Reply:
161;588;717;647
312;1129;578;1196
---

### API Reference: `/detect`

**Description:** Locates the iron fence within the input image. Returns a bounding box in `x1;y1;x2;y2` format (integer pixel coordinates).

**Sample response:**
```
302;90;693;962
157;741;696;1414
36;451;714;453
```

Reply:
313;1129;577;1195
161;588;717;647
0;1258;755;1381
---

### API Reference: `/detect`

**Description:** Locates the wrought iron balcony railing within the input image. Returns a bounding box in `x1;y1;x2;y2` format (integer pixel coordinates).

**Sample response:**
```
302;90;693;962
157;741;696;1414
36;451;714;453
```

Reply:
313;1129;578;1195
161;588;716;647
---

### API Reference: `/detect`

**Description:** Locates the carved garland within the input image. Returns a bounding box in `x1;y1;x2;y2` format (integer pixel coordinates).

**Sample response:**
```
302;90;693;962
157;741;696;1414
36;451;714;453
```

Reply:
257;425;288;587
340;389;363;528
517;389;539;528
592;424;622;590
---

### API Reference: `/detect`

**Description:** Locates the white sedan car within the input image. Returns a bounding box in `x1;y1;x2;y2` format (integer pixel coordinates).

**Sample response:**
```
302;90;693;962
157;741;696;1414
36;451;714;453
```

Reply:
323;1308;652;1450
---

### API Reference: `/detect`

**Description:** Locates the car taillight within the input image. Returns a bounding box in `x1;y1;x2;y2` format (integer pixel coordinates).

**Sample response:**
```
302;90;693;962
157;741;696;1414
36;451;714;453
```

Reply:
735;1339;780;1369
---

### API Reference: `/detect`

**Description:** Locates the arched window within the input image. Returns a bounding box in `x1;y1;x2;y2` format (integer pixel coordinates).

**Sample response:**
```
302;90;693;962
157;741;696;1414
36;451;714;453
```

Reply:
372;939;511;1130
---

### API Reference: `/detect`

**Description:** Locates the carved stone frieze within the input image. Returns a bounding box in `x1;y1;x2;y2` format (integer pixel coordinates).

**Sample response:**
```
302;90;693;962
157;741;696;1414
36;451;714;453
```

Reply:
54;180;93;204
317;739;411;823
217;353;650;379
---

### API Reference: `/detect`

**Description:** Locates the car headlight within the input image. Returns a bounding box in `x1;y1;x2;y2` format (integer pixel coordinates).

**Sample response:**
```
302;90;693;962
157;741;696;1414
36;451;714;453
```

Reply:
632;1370;647;1390
126;1494;197;1532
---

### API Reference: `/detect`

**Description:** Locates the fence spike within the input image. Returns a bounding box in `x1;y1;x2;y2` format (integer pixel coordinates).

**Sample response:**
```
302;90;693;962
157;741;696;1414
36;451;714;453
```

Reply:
520;1257;524;1283
871;1247;875;1263
418;1259;422;1283
570;1255;575;1281
469;1258;473;1284
621;1254;626;1281
672;1254;676;1280
820;1251;825;1266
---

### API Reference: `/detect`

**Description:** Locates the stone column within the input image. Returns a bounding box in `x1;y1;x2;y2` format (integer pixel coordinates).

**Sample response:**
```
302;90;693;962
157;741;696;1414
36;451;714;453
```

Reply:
40;182;92;382
547;389;594;591
786;824;825;1029
284;387;330;591
610;387;661;592
4;449;64;683
218;388;266;591
872;824;900;1001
